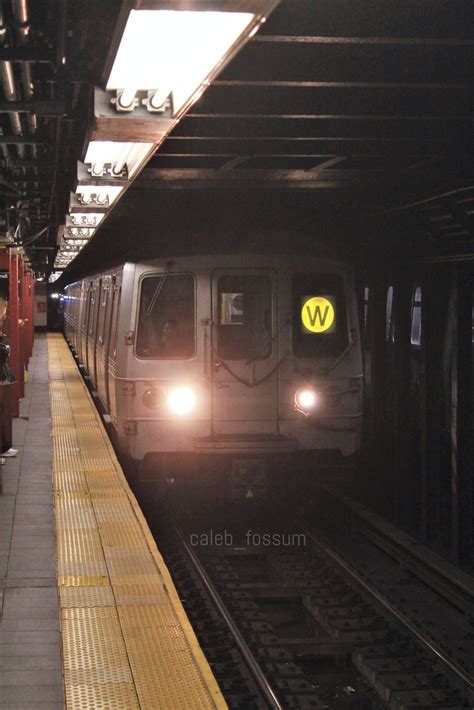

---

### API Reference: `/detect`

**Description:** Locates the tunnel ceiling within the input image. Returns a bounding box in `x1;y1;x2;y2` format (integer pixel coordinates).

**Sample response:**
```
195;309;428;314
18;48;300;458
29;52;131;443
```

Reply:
0;0;472;279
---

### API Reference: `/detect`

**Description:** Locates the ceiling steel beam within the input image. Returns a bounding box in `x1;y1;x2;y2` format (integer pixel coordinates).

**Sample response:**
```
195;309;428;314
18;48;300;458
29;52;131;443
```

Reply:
139;167;463;184
253;35;474;47
198;84;474;116
0;136;45;144
189;112;474;121
0;47;54;61
0;100;66;116
214;79;474;89
220;44;473;84
261;0;474;40
173;116;474;140
163;136;457;156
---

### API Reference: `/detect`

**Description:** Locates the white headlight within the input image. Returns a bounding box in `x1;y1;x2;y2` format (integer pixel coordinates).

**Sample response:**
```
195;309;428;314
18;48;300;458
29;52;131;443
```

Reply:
167;386;196;416
295;388;320;414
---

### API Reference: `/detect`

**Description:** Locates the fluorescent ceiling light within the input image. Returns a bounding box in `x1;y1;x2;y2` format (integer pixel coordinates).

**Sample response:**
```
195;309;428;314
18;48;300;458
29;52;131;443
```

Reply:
84;141;154;179
107;10;254;115
75;184;124;207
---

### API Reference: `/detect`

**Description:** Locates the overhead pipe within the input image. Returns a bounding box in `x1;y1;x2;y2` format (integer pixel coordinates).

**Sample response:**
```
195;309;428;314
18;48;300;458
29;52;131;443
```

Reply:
0;3;24;158
12;0;28;26
12;0;37;160
0;6;17;159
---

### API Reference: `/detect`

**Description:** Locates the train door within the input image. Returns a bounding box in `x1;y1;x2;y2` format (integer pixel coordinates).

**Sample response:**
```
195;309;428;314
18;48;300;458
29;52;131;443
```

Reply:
211;269;278;434
107;278;121;419
77;281;87;365
95;275;112;406
86;280;100;381
102;275;117;411
84;282;93;370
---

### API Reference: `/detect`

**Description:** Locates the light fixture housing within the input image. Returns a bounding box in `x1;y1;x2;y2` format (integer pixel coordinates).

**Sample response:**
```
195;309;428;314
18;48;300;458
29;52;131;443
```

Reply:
74;183;124;208
84;139;155;179
67;212;105;228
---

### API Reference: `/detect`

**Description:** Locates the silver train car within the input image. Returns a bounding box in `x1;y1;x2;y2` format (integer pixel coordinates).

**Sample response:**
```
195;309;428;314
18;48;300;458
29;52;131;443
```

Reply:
63;253;363;493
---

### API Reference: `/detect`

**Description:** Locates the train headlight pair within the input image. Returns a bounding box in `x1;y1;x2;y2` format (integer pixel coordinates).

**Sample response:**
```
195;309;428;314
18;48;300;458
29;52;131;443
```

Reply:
142;386;197;416
294;387;321;416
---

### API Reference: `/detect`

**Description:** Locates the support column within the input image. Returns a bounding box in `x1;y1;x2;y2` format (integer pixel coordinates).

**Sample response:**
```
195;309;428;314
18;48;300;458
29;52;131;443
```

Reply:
18;256;25;397
449;263;472;564
7;250;20;417
420;267;445;541
368;275;389;509
392;277;413;528
22;263;31;367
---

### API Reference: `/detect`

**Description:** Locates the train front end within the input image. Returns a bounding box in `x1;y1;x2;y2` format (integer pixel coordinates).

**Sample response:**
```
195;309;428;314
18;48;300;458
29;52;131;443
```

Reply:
115;255;363;496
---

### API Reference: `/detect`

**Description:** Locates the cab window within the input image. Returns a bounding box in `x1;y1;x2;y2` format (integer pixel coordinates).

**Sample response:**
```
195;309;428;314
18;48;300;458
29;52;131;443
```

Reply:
292;274;348;357
217;274;272;360
136;274;195;358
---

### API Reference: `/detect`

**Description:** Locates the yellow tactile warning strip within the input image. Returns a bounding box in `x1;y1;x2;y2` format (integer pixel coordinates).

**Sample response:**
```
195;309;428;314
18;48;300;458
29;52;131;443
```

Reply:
48;334;227;710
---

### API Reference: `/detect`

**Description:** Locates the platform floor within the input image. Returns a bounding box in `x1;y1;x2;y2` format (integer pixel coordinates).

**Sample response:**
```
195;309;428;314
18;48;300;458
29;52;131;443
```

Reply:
0;334;226;709
0;334;64;709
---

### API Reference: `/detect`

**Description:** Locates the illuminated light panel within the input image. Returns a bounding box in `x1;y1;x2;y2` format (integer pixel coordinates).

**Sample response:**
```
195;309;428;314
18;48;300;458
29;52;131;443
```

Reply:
84;141;154;179
75;184;123;207
107;10;254;115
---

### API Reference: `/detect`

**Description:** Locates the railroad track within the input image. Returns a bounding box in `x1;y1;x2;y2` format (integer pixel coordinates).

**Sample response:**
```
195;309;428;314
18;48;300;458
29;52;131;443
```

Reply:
152;499;472;710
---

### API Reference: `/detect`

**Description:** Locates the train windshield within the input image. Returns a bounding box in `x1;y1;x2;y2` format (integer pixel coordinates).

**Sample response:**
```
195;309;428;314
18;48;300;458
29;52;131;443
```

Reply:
136;274;195;358
292;274;348;358
217;274;272;360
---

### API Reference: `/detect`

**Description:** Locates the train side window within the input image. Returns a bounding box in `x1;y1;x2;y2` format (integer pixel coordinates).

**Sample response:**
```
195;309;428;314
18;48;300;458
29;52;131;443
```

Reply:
85;284;94;335
96;279;109;346
216;274;272;360
89;281;101;338
292;274;348;357
110;284;121;361
136;274;195;358
411;286;422;346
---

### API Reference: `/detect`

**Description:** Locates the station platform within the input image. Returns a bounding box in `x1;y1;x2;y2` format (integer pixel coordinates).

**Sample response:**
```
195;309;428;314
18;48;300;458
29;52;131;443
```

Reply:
0;333;226;709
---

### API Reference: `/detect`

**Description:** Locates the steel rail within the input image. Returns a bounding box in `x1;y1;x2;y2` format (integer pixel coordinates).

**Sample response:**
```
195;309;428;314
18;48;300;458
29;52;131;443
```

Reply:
176;527;283;710
299;522;474;694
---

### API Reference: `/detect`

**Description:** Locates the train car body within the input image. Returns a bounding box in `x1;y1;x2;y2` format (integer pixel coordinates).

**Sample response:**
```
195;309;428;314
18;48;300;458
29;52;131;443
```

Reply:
64;252;363;492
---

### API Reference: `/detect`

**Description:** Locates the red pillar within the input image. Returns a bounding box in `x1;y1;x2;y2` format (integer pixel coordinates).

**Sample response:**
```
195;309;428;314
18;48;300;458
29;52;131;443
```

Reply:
2;249;21;417
22;264;29;368
18;256;25;398
30;273;35;352
26;270;34;360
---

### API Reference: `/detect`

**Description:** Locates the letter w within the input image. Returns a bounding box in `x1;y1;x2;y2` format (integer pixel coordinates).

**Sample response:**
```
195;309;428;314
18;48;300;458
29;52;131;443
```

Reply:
306;304;329;327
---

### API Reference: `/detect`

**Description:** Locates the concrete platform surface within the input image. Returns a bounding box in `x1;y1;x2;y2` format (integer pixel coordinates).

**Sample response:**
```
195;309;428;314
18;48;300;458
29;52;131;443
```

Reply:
0;334;64;709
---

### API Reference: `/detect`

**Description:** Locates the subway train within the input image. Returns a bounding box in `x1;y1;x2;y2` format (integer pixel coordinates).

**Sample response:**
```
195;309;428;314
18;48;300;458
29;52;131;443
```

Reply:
63;252;363;496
